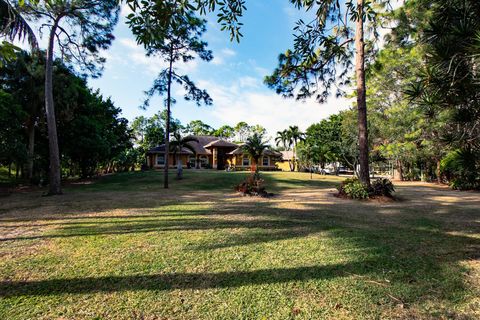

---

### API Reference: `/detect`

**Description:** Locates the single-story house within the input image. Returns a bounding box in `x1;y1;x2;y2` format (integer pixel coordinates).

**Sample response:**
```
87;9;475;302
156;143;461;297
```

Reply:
277;150;297;171
146;135;282;170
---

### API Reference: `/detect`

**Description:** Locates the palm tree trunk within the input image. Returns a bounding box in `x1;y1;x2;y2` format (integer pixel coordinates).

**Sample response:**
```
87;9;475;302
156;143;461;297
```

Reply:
164;45;174;189
355;0;370;186
176;153;183;180
45;17;63;195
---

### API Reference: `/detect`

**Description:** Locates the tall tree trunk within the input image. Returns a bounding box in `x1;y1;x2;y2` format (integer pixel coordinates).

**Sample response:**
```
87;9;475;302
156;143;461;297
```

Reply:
436;159;441;184
164;45;174;189
355;0;370;186
27;121;35;181
45;18;62;195
393;159;403;181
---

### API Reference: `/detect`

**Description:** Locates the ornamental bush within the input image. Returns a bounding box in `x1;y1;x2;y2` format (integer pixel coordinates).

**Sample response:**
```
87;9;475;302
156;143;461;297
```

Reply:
338;177;395;199
338;178;369;199
235;173;270;197
371;178;395;197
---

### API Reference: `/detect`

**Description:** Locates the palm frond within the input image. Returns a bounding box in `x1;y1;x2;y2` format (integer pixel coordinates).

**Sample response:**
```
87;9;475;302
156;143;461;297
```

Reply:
0;0;37;49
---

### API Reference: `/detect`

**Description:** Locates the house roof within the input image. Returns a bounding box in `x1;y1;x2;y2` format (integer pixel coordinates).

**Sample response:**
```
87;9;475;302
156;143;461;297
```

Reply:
280;151;296;160
146;135;281;158
146;145;194;155
228;147;244;155
146;135;239;155
204;139;238;149
228;147;282;157
187;135;228;155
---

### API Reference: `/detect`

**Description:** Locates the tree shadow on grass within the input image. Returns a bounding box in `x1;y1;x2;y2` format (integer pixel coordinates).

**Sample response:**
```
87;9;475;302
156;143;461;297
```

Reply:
0;200;478;311
0;260;375;297
0;180;479;315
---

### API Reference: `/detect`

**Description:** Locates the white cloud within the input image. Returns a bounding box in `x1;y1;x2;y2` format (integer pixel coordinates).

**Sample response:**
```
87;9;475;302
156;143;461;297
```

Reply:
237;76;260;88
211;56;224;65
210;48;237;65
117;37;198;76
221;48;236;57
119;38;138;50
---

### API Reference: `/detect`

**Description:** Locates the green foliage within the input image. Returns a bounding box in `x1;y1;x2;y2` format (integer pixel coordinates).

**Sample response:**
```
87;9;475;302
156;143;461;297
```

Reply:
371;178;395;197
141;4;213;110
62;92;132;178
242;133;270;172
0;41;20;67
170;132;198;156
213;125;234;139
0;89;27;166
0;0;37;51
125;0;246;43
338;178;369;200
184;120;214;136
275;129;289;151
304;114;344;167
0;51;132;180
111;148;143;173
339;176;395;200
441;149;479;190
404;0;480;187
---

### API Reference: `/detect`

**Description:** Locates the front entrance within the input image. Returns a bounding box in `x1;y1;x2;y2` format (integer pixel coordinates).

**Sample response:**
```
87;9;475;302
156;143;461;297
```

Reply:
217;148;227;170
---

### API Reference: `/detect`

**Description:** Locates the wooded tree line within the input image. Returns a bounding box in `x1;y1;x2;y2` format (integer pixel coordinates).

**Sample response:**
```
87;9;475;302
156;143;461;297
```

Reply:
294;0;480;190
0;51;131;181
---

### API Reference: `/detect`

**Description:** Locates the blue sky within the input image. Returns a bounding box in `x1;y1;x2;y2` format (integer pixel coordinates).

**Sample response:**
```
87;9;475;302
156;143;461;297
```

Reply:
89;1;352;138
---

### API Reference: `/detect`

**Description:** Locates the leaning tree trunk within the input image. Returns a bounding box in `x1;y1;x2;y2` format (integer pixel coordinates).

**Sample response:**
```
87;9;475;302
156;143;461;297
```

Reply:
45;19;62;195
164;45;174;189
355;0;370;186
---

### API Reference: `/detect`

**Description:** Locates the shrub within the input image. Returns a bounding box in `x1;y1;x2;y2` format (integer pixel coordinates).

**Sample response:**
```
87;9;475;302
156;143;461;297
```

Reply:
338;178;369;200
338;177;395;199
441;149;480;190
371;178;395;197
234;173;270;197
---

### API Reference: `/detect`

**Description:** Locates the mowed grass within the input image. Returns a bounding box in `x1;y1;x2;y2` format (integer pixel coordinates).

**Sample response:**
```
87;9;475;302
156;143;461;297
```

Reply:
0;170;479;319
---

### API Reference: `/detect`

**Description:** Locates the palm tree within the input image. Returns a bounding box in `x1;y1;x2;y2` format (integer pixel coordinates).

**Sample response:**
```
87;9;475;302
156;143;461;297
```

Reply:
0;0;37;48
275;129;290;151
286;125;305;171
242;133;270;173
169;132;198;179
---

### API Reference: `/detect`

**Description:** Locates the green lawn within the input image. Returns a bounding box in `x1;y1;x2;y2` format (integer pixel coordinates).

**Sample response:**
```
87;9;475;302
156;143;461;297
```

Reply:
0;170;479;319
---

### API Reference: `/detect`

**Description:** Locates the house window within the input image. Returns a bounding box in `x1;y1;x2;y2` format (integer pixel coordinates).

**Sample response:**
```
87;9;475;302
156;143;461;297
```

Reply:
242;156;250;166
262;156;269;166
188;156;196;167
156;155;165;165
200;156;208;167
